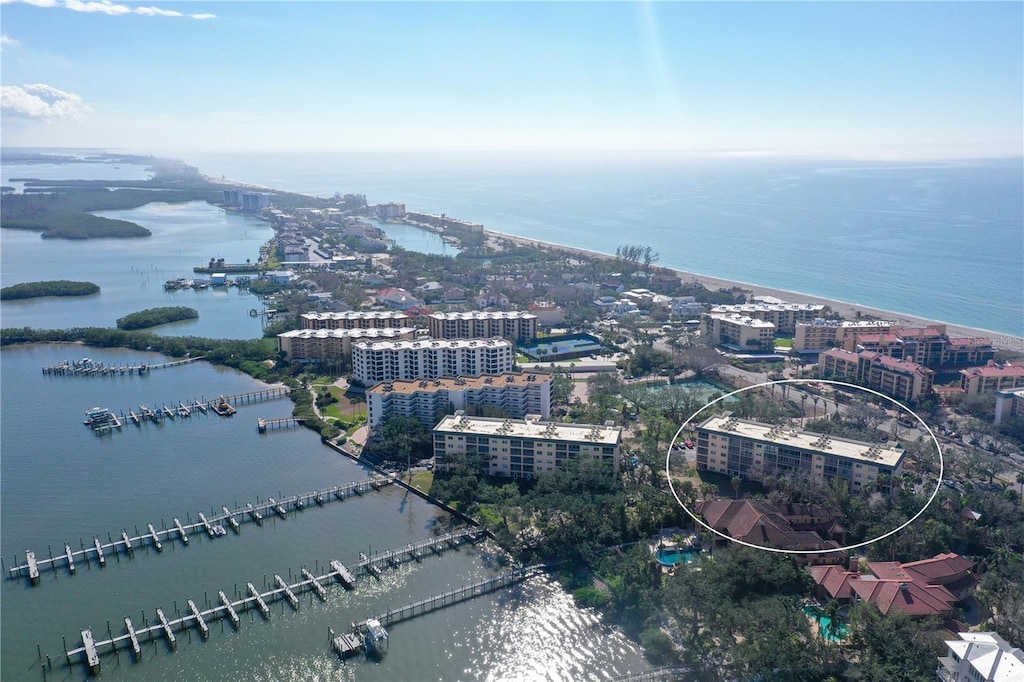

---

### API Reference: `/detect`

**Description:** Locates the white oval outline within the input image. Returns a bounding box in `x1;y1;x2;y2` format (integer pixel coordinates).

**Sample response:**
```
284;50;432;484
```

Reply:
665;378;944;555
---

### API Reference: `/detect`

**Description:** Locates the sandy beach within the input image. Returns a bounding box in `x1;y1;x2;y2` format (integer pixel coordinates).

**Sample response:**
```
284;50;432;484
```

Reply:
483;229;1024;353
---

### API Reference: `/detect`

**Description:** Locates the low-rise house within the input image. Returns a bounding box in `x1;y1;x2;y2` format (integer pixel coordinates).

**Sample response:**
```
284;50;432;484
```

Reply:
937;632;1024;682
808;552;977;619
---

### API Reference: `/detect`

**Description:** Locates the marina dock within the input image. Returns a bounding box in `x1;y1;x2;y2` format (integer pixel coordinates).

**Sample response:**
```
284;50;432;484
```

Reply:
43;356;204;377
63;528;491;675
8;476;397;584
80;387;291;436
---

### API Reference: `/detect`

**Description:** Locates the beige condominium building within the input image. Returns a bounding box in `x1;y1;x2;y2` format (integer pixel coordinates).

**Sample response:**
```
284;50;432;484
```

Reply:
278;327;418;361
352;337;515;385
793;319;896;353
300;310;412;330
433;412;621;480
367;372;552;432
427;311;538;343
707;302;825;334
702;312;776;351
695;413;905;493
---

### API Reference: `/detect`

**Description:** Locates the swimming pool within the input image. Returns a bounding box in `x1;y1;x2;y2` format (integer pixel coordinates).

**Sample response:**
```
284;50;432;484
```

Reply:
802;605;850;642
655;547;700;566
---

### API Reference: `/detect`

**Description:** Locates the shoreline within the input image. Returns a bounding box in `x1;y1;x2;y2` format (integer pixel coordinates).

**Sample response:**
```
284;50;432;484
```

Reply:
186;171;1023;352
482;228;1024;352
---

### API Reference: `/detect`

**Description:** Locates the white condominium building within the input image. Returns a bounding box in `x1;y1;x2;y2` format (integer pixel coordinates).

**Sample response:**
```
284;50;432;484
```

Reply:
427;311;538;342
277;327;418;361
708;302;825;334
300;311;412;330
433;412;621;479
352;337;515;385
366;372;552;431
696;413;905;493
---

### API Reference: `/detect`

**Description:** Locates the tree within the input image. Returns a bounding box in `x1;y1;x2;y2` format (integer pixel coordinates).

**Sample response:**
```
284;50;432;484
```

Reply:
731;475;743;499
679;345;722;378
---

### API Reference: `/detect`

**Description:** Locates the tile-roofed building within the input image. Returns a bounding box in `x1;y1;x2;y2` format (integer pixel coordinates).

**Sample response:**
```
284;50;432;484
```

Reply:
820;348;934;401
852;324;995;369
848;577;958;619
807;564;861;601
694;499;846;565
938;632;1024;682
960;362;1024;396
808;552;977;619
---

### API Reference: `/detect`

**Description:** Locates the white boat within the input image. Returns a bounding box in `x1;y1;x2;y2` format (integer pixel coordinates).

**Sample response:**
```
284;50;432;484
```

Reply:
363;618;388;655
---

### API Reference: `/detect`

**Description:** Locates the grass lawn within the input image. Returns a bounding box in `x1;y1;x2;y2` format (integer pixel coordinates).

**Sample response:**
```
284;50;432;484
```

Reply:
410;470;434;493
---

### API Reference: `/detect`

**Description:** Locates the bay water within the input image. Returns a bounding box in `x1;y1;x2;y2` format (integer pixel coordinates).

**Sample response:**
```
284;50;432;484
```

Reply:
0;162;648;681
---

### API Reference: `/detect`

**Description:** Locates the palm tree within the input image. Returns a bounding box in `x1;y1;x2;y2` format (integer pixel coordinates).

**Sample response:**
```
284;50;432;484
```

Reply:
822;599;843;643
1017;472;1024;503
731;475;743;499
800;394;808;427
812;396;821;421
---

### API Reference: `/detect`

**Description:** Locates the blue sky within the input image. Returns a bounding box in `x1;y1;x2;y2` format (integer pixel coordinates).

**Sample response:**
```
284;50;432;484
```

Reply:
1;1;1021;159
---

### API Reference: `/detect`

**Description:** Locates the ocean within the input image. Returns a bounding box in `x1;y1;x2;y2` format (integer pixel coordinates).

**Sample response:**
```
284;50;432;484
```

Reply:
186;151;1024;338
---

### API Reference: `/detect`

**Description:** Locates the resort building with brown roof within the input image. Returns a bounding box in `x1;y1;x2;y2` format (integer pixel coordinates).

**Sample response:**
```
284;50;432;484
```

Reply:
693;499;846;565
808;552;977;620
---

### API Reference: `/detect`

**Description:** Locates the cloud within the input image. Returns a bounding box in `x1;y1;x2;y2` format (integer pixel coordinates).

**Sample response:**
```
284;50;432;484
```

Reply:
0;0;214;19
1;83;92;120
1;34;20;49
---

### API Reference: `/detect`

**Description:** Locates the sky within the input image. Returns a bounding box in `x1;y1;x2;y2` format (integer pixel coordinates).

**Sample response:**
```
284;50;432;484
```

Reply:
1;1;1021;159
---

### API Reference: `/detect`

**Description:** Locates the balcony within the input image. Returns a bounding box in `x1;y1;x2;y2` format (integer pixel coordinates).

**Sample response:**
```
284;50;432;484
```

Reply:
934;656;956;682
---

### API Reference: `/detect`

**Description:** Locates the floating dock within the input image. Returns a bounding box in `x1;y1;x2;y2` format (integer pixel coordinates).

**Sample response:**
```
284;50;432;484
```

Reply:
64;529;494;675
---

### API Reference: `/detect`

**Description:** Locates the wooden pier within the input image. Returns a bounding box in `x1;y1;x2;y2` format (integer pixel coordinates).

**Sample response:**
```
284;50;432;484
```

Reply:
257;417;305;432
355;563;546;631
63;528;492;675
43;356;204;377
8;476;397;584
